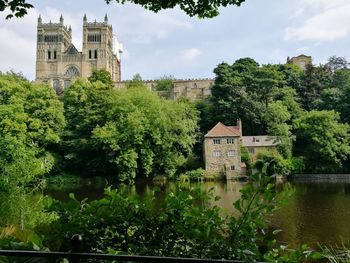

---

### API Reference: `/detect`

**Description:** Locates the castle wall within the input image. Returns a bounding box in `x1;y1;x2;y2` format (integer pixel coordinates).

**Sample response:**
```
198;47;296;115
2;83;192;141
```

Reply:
115;78;214;101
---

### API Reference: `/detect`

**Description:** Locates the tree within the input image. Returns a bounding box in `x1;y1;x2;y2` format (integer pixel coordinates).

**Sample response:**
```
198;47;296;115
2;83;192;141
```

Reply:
0;73;65;229
0;73;65;186
325;56;349;74
293;110;350;173
209;58;286;135
1;0;247;19
88;69;114;87
298;64;332;110
0;0;33;19
63;79;199;180
263;101;293;158
154;75;175;91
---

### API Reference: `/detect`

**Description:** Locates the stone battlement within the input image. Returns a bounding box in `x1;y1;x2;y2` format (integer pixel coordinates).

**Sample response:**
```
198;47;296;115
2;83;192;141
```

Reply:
115;78;214;101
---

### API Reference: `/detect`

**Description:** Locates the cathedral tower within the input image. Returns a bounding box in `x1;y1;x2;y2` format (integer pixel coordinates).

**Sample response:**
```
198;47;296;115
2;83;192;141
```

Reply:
35;14;121;93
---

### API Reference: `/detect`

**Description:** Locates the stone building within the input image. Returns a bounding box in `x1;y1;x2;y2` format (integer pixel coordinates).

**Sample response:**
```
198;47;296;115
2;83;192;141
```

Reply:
287;54;312;70
35;14;122;93
204;121;278;179
242;135;278;162
204;121;243;180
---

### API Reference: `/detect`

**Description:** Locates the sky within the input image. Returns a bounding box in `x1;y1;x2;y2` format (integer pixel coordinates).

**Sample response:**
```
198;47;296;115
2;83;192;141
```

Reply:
0;0;350;81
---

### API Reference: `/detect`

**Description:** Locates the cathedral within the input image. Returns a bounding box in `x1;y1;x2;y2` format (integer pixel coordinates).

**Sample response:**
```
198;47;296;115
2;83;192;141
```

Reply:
35;14;122;93
35;14;311;101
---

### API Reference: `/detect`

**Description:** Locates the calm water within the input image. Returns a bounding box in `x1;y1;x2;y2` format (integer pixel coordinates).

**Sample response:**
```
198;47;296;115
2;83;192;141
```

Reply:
46;180;350;248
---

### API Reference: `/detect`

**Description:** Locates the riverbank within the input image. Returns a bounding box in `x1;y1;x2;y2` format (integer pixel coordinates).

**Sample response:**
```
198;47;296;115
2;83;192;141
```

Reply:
290;174;350;182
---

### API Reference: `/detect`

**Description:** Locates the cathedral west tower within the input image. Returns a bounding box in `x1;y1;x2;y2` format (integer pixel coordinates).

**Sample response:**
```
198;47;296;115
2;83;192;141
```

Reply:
36;14;121;93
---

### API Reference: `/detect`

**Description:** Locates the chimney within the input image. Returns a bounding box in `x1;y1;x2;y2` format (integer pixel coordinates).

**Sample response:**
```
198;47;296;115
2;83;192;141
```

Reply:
237;119;242;136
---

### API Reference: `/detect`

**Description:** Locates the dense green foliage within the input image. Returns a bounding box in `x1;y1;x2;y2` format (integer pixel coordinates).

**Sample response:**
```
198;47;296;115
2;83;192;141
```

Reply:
294;110;350;173
32;173;298;261
0;73;64;229
63;78;199;180
0;0;33;19
198;56;350;173
88;68;114;87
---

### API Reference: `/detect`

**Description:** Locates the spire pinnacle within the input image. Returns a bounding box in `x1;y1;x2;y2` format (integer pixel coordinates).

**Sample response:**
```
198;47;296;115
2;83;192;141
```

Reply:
60;14;64;23
104;13;108;23
83;13;87;22
38;14;42;24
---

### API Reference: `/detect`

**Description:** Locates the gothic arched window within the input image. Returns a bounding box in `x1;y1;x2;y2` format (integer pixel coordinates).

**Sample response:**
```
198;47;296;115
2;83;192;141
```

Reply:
53;79;60;93
65;66;80;78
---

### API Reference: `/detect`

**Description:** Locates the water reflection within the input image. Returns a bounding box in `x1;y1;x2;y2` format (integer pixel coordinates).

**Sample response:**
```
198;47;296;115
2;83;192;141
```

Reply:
270;182;350;247
45;180;350;248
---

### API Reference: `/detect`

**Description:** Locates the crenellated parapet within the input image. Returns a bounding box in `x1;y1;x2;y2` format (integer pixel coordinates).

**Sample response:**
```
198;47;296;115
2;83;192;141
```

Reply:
115;78;214;101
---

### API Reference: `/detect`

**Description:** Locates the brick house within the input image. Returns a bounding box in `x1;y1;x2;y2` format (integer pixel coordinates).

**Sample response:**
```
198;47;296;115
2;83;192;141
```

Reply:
204;121;242;180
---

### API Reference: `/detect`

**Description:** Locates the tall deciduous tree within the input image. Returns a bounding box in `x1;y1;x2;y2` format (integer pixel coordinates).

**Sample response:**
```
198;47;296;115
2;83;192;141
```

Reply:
0;73;65;229
209;58;286;135
0;73;65;187
293;110;350;173
63;78;199;180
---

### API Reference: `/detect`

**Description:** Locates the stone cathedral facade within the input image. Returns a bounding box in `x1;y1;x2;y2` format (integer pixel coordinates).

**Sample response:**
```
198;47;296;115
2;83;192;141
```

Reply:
35;14;121;93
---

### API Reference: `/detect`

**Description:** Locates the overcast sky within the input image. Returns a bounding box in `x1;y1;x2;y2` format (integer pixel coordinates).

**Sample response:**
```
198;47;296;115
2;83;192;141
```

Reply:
0;0;350;81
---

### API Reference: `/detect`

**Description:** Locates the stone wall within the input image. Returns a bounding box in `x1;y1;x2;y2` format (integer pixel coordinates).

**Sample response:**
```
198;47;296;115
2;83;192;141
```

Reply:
204;136;241;180
291;174;350;182
115;78;214;101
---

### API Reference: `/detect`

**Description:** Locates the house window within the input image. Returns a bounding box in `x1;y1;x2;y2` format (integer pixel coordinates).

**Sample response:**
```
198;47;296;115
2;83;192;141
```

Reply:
227;150;235;157
213;138;221;145
230;165;235;171
227;138;234;144
213;151;221;157
248;148;255;155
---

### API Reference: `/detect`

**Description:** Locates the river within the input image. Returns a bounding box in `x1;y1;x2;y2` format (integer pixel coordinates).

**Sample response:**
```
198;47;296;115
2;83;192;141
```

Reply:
45;179;350;248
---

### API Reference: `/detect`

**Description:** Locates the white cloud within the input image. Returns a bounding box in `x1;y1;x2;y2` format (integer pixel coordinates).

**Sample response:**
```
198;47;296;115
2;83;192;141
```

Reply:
180;48;201;61
0;7;88;80
296;46;310;53
285;1;350;42
0;10;38;79
111;4;192;44
289;8;305;19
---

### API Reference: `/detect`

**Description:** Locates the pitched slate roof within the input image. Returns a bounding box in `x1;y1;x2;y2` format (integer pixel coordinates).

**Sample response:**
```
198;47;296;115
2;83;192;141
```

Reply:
242;136;278;147
205;122;241;137
65;44;80;54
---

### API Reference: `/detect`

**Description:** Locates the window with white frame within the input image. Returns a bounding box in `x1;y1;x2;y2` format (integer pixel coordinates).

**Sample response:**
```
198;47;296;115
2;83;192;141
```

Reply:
227;150;235;157
227;138;234;144
213;150;221;157
213;138;221;145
